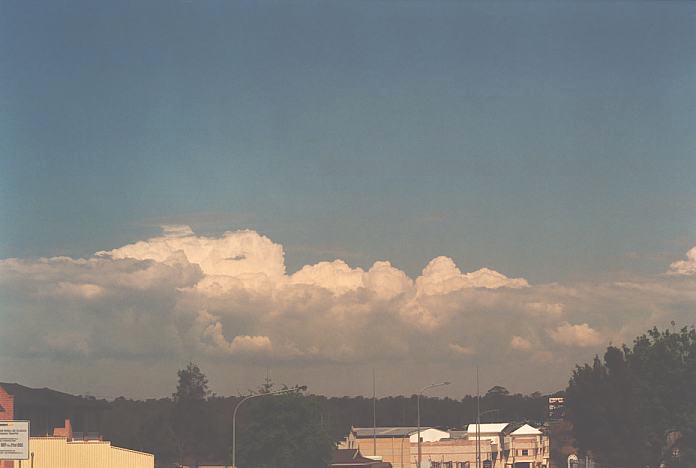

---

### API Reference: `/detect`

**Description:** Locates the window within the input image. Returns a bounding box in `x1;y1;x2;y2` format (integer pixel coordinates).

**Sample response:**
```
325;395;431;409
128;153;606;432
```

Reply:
522;449;529;456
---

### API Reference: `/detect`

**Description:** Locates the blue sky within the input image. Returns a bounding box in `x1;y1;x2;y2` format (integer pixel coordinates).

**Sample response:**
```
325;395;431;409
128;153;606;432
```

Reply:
1;1;696;397
2;0;695;282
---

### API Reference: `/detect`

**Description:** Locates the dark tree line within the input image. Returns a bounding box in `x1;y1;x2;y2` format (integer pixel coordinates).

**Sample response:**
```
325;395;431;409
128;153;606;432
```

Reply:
96;325;696;468
16;325;694;467
97;368;549;467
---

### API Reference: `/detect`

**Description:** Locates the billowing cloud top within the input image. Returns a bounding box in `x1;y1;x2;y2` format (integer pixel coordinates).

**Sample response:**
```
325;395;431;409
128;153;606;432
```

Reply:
99;228;286;290
1;226;694;395
669;246;696;275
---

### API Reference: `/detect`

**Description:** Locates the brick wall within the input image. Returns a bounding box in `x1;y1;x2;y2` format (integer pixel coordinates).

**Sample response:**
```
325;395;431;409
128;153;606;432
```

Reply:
0;385;16;468
0;385;14;421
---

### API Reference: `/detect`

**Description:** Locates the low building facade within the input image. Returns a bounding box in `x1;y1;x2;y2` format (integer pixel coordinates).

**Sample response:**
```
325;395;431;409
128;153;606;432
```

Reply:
341;424;550;468
504;424;550;468
331;448;393;468
0;384;153;468
7;437;154;468
341;427;450;468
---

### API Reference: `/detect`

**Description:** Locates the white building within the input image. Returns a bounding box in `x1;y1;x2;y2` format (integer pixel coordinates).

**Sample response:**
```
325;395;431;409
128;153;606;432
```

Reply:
341;427;450;468
463;423;511;447
343;423;550;468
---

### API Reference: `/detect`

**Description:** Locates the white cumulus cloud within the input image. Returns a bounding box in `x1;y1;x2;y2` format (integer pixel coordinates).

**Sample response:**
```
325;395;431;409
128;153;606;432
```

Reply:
1;227;695;395
415;256;528;295
548;322;604;347
510;336;533;351
668;246;696;275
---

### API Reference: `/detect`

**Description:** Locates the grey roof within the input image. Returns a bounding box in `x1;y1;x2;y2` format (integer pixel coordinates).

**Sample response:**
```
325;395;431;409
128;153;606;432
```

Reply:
352;427;437;438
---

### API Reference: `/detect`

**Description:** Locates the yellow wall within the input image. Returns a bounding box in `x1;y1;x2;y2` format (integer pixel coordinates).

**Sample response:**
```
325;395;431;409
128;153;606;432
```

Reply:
353;436;412;468
10;437;154;468
419;439;492;467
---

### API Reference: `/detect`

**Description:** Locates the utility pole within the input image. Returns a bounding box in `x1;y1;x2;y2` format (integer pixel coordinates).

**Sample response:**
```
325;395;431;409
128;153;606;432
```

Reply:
231;387;294;468
373;368;377;456
417;382;451;468
476;366;480;468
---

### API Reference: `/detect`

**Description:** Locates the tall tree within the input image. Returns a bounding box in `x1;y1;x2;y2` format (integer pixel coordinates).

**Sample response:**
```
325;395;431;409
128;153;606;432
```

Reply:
173;362;211;402
171;362;214;466
566;326;696;468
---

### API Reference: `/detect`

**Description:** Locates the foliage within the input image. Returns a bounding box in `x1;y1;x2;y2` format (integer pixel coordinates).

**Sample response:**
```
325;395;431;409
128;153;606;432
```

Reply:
97;389;549;466
548;420;576;468
233;383;335;468
101;396;177;464
663;428;696;468
13;363;553;467
173;361;211;403
566;326;696;468
92;366;552;466
171;362;215;466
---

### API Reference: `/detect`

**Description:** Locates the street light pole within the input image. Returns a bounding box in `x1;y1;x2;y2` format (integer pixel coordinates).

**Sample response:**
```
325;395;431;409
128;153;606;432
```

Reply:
231;387;295;468
476;366;480;468
476;408;499;468
417;382;451;468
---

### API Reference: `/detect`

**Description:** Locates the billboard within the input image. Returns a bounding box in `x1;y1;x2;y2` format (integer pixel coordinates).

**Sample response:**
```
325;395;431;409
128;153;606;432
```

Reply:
548;397;565;419
0;420;29;460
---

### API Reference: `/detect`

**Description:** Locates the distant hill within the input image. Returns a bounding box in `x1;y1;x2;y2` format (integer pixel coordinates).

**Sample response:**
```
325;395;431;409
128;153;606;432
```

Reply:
0;382;107;436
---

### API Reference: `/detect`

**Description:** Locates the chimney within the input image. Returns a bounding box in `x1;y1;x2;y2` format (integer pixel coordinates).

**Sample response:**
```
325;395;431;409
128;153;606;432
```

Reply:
53;419;73;440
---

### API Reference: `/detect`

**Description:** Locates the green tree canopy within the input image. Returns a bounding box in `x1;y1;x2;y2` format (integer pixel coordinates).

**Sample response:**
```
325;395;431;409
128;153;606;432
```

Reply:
234;383;335;468
173;361;211;402
566;326;696;468
171;362;215;466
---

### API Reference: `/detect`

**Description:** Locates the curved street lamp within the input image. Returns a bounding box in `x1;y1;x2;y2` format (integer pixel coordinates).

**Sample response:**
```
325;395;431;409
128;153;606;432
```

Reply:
417;382;451;468
231;387;296;468
476;408;500;468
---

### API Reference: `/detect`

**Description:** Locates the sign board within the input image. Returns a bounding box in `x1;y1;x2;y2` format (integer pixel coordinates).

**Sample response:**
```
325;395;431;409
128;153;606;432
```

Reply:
0;420;29;460
549;397;566;418
483;460;492;468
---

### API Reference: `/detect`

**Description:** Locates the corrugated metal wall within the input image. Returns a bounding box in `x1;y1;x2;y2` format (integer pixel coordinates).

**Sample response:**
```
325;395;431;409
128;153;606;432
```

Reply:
10;437;154;468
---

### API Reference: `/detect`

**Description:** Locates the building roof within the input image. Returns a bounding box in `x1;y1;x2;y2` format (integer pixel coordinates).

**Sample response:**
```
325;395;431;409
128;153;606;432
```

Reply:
510;424;542;435
464;423;510;434
333;449;362;463
332;449;392;468
352;427;441;438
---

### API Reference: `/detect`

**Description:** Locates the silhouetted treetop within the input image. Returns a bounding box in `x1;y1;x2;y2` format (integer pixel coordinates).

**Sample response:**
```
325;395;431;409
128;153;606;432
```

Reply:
173;361;210;403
